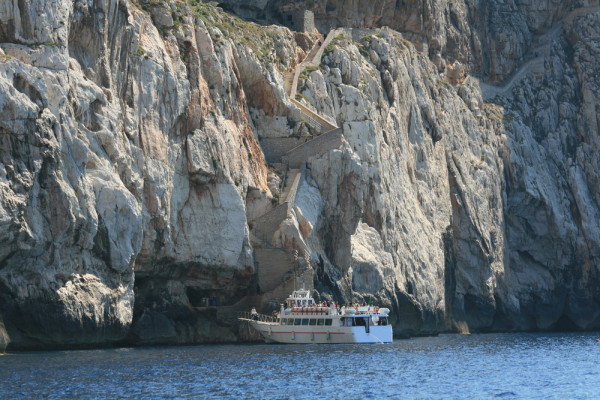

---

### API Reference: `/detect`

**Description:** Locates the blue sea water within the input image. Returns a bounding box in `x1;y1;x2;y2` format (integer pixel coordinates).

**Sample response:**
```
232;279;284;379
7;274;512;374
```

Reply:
1;332;599;399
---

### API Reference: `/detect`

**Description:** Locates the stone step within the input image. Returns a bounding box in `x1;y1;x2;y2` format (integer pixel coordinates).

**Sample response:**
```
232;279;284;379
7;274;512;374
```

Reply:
252;202;290;245
310;29;340;66
280;169;301;204
304;39;323;63
291;98;337;132
282;127;343;169
255;248;296;294
299;110;324;133
284;71;295;97
289;36;324;96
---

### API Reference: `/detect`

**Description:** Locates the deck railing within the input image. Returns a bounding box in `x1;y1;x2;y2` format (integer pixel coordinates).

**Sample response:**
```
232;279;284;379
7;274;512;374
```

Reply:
238;311;278;323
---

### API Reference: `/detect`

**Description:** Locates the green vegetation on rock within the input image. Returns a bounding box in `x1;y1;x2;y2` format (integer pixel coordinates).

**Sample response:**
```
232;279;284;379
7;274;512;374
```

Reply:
134;0;287;65
299;65;319;81
323;34;346;58
133;45;145;57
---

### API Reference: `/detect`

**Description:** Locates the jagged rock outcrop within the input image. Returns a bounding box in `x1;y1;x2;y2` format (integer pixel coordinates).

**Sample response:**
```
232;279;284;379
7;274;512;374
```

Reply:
1;0;599;349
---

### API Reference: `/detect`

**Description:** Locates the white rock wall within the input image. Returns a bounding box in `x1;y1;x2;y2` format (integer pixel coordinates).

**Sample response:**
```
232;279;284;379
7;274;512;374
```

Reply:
294;22;600;334
0;0;285;348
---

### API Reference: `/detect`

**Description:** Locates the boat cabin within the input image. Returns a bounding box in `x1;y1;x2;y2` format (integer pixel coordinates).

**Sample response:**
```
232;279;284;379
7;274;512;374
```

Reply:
278;315;389;328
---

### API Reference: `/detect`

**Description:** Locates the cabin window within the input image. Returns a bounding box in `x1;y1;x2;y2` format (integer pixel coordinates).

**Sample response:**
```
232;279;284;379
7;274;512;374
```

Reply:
325;319;332;326
379;317;388;326
301;319;309;326
317;319;325;326
294;319;301;326
309;319;317;326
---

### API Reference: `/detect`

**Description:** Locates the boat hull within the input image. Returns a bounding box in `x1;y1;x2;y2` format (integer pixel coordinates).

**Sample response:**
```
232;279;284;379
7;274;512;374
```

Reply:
248;321;393;344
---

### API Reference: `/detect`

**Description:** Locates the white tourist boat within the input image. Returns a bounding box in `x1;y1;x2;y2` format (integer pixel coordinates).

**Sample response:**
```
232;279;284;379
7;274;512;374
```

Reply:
240;289;393;344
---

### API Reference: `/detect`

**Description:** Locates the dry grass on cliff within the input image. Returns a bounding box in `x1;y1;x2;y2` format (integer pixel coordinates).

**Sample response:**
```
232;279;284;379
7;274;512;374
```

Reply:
323;33;347;57
133;0;288;66
189;2;287;64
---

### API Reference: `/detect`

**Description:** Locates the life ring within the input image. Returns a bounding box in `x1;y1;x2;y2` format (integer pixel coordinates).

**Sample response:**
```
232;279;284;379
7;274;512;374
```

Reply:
375;306;379;314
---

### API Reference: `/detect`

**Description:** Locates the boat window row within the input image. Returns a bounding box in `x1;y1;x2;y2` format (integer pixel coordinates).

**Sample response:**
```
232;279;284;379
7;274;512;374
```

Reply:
339;317;389;326
280;318;333;326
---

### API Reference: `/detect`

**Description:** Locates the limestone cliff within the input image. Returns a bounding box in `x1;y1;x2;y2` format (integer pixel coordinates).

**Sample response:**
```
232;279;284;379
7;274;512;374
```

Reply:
0;0;304;348
296;22;600;335
0;0;599;349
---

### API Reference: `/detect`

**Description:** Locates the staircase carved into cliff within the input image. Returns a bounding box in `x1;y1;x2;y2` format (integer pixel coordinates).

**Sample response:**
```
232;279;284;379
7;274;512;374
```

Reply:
473;5;600;101
251;29;346;303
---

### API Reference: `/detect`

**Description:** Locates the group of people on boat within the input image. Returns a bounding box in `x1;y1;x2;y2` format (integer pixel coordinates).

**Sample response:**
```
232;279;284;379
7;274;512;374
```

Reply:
287;300;382;318
292;300;337;308
290;300;371;309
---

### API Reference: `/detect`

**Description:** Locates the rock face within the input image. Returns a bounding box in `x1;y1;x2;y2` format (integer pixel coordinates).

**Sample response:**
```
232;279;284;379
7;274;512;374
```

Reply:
0;316;8;352
301;15;600;333
0;0;300;348
220;0;575;83
0;0;599;349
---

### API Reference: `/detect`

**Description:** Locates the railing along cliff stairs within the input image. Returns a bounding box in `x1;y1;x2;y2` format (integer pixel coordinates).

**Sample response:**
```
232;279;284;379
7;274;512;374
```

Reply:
251;28;346;306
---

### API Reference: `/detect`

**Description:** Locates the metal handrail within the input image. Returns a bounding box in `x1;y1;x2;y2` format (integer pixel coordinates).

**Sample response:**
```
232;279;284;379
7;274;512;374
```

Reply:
238;311;278;323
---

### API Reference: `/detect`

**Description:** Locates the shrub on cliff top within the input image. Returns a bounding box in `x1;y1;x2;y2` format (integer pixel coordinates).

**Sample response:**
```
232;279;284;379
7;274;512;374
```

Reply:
323;34;346;58
183;0;281;64
133;0;285;65
299;65;319;81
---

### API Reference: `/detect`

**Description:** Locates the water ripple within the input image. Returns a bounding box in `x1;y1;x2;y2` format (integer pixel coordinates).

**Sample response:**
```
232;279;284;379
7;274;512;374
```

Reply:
1;332;600;399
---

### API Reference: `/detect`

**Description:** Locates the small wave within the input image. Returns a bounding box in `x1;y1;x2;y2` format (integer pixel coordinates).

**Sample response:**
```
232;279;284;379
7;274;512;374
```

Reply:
495;391;517;398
